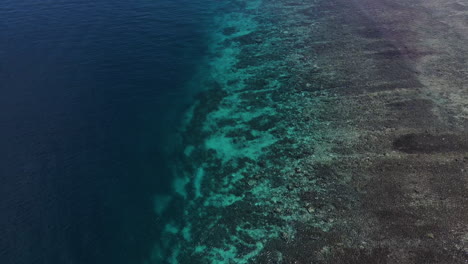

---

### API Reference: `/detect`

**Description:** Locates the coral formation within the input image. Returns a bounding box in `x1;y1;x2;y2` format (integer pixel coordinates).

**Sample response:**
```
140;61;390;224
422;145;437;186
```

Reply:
151;0;468;263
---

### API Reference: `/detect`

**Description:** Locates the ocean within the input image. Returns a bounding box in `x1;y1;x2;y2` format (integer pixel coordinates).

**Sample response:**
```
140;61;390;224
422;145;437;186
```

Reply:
3;0;464;263
0;0;215;263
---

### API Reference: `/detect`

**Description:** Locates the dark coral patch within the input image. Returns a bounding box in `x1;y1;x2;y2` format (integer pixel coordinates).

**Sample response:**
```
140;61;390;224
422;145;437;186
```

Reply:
222;26;237;36
393;133;468;153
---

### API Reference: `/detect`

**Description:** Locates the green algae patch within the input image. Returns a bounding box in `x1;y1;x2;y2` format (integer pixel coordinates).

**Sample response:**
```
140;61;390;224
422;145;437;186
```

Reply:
193;167;205;198
203;193;244;207
172;176;189;198
153;195;172;216
205;131;277;163
163;222;179;235
181;224;192;242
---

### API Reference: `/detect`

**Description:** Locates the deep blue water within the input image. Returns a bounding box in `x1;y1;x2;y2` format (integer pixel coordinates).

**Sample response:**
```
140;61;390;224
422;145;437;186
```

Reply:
0;1;213;263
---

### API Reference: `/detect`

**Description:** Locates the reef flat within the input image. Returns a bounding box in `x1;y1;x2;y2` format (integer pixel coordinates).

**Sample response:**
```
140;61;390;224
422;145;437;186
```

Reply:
153;0;468;263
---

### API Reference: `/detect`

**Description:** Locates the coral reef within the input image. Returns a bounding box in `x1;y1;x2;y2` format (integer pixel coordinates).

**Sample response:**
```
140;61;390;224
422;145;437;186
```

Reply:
151;0;468;263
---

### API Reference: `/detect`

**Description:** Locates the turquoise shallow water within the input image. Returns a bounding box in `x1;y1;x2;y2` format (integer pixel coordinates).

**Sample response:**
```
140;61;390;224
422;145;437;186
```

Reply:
0;0;218;263
151;0;357;262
